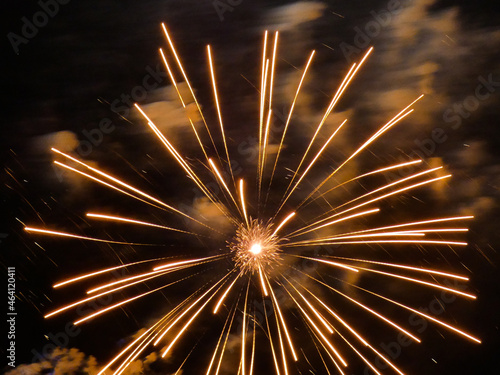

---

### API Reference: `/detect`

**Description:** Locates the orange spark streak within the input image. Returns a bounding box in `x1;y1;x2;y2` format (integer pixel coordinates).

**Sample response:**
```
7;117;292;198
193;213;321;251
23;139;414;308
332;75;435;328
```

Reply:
214;272;242;314
285;279;334;334
53;258;161;289
352;266;476;299
241;282;250;375
154;255;225;271
161;23;219;155
54;160;165;211
52;149;205;226
208;45;235;185
305;159;423;207
291;256;359;273
239;179;250;227
280;48;373;209
161;284;221;358
208;158;242;215
319;216;474;240
265;275;298;362
268;31;279;112
86;213;193;235
74;276;188;325
280;119;348;209
155;276;229;346
258;265;269;296
326;256;469;280
268;50;315;192
287;231;425;247
284;286;347;367
301;174;453;230
259;31;269;140
286;239;468;247
263;294;282;375
288;208;380;238
272;212;295;236
303;271;421;342
259;110;273;196
25;227;141;246
356;285;481;343
159;48;186;107
206;306;236;375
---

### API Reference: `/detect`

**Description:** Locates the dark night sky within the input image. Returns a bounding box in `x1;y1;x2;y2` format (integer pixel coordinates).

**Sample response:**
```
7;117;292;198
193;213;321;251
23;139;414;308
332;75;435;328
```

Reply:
2;1;500;374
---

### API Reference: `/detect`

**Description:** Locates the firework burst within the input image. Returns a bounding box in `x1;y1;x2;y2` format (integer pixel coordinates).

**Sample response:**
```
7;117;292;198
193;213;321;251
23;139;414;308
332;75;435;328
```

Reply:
25;24;481;374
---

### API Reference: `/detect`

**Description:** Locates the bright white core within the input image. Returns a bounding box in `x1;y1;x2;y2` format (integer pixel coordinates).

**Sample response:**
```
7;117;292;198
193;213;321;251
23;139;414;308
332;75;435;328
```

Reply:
249;243;262;255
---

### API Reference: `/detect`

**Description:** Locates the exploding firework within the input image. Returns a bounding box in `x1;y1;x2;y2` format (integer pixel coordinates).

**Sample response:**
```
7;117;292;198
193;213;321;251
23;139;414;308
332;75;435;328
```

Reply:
25;24;481;374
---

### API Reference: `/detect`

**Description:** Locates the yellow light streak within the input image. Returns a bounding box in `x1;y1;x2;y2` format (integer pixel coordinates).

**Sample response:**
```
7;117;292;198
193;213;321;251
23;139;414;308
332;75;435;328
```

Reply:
208;45;235;185
326;256;469;281
86;213;193;235
25;227;141;246
272;212;295;236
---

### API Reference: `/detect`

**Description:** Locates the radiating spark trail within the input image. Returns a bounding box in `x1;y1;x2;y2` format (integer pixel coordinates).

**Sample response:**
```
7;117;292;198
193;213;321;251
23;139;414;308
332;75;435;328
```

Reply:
272;211;295;236
249;312;256;375
286;231;426;247
87;257;224;295
283;285;347;367
265;274;298;362
301;95;424;204
259;30;269;143
352;284;481;343
214;272;242;314
268;51;316;193
161;280;225;358
154;255;227;271
241;281;250;375
74;275;190;325
86;213;194;235
268;31;279;113
259;110;273;202
279;48;374;210
325;215;474;238
52;148;210;228
53;258;163;288
239;179;250;227
288;256;359;273
54;161;165;212
208;45;235;185
263;294;282;375
134;105;236;223
206;306;236;375
286;239;468;247
301;159;423;209
287;208;380;238
97;319;164;375
208;158;242;216
298;174;453;232
349;265;476;299
324;256;470;280
268;50;315;194
161;23;220;157
284;278;334;334
154;275;230;346
258;265;268;296
331;166;444;212
300;270;421;342
24;227;146;246
279;119;348;210
159;47;211;162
